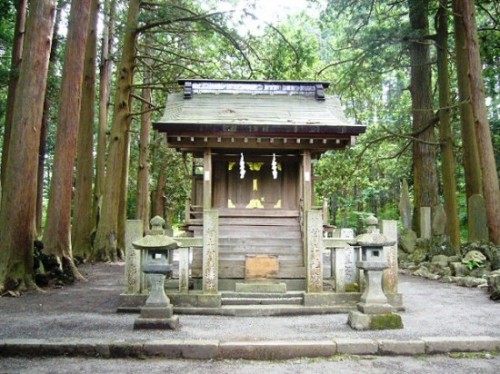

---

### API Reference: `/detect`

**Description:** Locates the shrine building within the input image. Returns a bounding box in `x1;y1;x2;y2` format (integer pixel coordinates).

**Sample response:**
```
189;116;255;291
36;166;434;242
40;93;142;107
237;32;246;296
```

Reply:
128;79;403;314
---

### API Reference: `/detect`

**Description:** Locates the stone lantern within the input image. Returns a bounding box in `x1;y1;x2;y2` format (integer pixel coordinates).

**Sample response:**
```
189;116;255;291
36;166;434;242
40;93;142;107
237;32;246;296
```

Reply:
347;215;403;330
133;216;180;330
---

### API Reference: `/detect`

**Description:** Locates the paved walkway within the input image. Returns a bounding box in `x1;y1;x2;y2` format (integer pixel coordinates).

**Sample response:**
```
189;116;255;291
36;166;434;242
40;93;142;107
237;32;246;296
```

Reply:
0;262;498;359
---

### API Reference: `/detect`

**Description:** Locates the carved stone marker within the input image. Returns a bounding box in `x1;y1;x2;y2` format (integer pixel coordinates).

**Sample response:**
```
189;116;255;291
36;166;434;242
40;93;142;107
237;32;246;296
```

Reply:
306;210;324;293
399;179;412;229
468;194;488;242
432;205;447;237
124;220;144;294
203;210;219;293
420;207;431;239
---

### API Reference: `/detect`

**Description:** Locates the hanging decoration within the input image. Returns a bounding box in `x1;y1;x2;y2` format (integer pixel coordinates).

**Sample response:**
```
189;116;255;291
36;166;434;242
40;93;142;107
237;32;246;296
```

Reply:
239;153;246;179
271;153;278;179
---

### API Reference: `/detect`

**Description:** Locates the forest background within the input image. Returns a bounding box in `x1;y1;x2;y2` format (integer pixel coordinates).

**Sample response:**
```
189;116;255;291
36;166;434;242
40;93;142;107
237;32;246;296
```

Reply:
0;0;498;291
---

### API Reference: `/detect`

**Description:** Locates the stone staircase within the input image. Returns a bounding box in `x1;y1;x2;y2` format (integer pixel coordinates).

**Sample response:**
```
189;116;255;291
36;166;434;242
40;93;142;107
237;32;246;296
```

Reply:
221;291;304;306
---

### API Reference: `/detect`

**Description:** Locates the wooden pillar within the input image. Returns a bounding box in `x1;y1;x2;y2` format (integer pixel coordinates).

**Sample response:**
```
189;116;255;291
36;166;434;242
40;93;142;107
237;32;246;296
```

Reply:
306;210;323;293
203;149;212;210
203;209;219;293
303;150;312;211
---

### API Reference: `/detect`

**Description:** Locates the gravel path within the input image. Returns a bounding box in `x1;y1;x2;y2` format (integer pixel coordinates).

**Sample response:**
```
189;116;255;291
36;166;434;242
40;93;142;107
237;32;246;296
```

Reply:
0;262;498;342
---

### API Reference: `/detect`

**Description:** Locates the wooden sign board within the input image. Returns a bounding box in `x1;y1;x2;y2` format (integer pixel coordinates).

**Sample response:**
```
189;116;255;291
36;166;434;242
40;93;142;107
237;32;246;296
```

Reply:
245;255;279;280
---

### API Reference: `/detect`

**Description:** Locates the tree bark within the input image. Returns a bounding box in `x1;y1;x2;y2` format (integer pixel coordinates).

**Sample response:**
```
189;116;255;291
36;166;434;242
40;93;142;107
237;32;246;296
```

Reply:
0;0;57;291
452;0;483;242
136;55;152;232
459;0;500;244
436;0;460;251
36;0;63;236
93;0;116;238
151;168;167;219
408;0;439;235
93;0;141;261
43;0;92;279
72;0;99;260
1;0;27;188
117;128;131;257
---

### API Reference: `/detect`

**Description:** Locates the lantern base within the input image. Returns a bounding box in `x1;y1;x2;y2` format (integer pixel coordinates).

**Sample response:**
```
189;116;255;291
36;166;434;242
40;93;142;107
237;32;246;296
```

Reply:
347;311;403;331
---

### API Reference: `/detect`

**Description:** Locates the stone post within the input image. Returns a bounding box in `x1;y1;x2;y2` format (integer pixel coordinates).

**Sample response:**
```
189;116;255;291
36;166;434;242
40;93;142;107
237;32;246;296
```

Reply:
381;220;398;294
203;209;219;293
334;247;346;292
124;220;144;294
306;210;324;293
178;247;190;293
419;207;431;239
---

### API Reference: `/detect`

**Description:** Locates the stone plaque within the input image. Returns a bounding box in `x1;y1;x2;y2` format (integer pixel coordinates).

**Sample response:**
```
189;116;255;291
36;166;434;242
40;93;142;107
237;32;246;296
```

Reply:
245;255;279;280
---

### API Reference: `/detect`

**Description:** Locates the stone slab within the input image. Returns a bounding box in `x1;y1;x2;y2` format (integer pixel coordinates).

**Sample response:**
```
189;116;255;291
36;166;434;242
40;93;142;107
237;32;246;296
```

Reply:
377;339;426;355
235;282;287;293
335;338;378;355
168;293;222;308
219;341;336;360
303;292;359;307
108;341;144;358
143;339;219;359
423;336;500;354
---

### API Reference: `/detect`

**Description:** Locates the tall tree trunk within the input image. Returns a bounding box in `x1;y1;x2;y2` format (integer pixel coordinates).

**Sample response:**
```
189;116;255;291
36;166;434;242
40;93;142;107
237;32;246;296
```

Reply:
93;0;141;261
0;0;57;291
459;0;500;244
436;0;460;251
136;56;152;232
453;0;483;242
117;129;131;257
151;168;167;219
93;0;116;237
43;0;92;279
408;0;439;235
72;0;99;260
36;0;63;236
1;0;27;188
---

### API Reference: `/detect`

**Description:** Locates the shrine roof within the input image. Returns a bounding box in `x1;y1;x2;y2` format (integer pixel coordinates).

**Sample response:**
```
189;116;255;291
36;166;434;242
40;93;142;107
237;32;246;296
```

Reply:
153;80;366;138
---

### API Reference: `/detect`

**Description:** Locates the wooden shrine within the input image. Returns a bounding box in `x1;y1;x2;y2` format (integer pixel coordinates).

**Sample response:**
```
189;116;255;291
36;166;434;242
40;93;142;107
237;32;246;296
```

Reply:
129;79;404;313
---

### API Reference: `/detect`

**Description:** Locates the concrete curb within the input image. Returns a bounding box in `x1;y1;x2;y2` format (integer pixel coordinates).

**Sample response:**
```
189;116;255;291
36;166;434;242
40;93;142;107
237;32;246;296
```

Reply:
0;337;499;360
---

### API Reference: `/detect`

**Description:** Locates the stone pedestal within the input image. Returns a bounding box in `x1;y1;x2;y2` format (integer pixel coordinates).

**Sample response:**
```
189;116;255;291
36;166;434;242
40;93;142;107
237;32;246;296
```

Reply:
134;273;179;330
356;261;393;314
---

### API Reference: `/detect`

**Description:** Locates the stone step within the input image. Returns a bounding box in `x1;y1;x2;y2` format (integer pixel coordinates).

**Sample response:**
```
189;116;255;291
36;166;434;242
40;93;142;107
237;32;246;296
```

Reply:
221;297;303;306
221;291;304;299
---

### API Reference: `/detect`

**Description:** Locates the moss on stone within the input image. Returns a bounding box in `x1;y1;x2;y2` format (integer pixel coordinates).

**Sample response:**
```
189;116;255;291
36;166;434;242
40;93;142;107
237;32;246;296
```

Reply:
369;313;403;330
345;283;359;292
